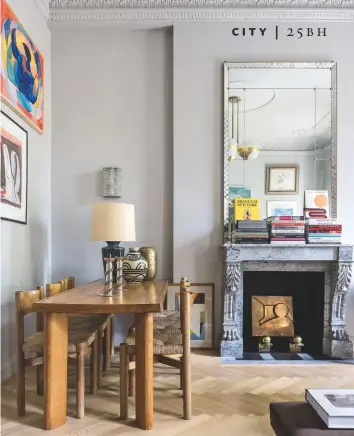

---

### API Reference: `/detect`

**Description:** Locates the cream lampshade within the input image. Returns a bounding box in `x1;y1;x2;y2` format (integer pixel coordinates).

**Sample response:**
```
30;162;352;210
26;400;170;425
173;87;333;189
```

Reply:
90;202;136;269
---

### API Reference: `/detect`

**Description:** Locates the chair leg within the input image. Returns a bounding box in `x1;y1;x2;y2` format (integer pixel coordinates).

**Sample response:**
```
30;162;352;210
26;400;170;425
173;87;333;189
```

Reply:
120;343;129;420
17;351;26;416
76;343;85;419
36;360;44;396
97;332;103;388
103;322;111;371
180;366;183;391
128;367;135;397
90;337;98;395
111;316;115;356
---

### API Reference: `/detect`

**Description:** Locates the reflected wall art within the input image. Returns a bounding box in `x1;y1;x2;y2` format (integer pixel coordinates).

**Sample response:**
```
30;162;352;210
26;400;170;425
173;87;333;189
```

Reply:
167;283;214;349
1;0;44;133
1;111;28;224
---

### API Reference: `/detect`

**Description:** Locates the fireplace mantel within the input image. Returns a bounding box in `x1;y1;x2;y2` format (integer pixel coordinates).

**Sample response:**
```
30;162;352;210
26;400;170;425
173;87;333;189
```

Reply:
221;243;353;360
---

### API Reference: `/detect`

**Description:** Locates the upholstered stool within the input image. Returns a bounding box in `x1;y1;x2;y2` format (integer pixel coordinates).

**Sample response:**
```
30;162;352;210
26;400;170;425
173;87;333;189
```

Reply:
270;402;354;436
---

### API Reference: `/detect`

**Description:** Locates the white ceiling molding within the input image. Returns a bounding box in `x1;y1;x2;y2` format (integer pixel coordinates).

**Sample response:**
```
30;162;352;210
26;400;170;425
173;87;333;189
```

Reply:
49;0;354;23
49;0;354;7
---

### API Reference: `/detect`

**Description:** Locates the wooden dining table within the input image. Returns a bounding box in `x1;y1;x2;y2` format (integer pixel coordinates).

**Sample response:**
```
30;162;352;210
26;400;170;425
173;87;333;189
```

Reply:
34;278;168;431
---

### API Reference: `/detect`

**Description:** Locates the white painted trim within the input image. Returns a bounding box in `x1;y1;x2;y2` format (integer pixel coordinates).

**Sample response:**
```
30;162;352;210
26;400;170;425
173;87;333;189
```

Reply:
49;8;354;24
34;0;50;22
1;358;16;382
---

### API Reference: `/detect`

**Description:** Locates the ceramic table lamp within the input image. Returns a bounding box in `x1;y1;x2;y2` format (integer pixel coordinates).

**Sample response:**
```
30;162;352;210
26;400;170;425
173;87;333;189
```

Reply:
90;202;136;272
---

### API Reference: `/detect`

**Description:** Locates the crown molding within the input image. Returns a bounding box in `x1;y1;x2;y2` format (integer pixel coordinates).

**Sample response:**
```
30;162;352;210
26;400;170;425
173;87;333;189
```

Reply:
49;0;354;8
34;0;50;22
49;0;354;23
49;8;354;23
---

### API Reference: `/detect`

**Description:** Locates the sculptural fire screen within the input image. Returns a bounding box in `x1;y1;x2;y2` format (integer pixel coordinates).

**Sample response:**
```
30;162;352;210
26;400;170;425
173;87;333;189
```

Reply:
251;296;294;337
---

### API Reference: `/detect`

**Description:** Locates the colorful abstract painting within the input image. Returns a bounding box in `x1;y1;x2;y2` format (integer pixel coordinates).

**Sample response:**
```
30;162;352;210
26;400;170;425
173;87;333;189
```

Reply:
167;283;214;349
1;110;28;224
1;0;44;133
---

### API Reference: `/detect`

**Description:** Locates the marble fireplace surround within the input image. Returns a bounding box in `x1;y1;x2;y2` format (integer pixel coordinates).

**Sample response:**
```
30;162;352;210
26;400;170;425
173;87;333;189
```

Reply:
221;244;354;360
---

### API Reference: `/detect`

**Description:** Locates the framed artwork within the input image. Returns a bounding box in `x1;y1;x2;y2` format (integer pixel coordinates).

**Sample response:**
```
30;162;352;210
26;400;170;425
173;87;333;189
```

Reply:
267;200;297;218
265;164;299;194
1;110;28;224
228;186;251;221
1;0;44;133
166;283;214;349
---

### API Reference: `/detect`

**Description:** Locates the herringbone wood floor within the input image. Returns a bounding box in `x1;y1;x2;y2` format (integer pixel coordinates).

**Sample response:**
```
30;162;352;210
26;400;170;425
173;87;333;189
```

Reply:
1;350;353;435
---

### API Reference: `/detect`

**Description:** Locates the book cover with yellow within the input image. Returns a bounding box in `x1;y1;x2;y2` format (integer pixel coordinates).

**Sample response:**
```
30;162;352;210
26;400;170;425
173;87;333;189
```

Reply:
234;198;260;220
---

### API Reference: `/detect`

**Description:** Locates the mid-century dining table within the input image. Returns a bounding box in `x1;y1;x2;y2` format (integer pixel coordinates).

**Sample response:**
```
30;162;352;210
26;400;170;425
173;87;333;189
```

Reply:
34;278;168;431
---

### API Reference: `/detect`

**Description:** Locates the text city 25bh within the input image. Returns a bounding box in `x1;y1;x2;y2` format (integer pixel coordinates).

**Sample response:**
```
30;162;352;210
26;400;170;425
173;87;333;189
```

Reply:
232;27;327;40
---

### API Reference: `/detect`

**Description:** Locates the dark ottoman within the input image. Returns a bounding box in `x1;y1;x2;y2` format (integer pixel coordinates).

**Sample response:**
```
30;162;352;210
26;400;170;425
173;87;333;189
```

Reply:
270;402;354;436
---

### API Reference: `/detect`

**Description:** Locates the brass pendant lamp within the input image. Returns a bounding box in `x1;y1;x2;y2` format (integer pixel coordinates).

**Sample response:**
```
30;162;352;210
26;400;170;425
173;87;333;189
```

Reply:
228;93;259;161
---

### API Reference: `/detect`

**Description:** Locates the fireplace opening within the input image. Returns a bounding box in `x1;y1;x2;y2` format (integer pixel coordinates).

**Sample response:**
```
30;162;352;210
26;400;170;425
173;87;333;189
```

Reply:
243;271;325;354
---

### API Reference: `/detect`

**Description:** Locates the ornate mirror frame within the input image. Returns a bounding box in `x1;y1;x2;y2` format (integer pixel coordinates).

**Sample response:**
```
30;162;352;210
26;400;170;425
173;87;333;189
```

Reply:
223;61;337;242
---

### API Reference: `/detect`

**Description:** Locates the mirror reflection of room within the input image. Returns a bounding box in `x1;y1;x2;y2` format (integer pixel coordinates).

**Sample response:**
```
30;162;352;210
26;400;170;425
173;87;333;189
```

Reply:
225;64;338;245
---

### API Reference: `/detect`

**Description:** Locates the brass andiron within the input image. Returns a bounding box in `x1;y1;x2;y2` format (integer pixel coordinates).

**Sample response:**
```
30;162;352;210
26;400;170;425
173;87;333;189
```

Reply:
258;336;272;353
289;335;304;353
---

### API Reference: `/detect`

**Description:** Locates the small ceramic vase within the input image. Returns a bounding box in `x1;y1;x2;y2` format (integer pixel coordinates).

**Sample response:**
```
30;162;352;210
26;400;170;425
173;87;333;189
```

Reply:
138;247;157;281
122;247;148;284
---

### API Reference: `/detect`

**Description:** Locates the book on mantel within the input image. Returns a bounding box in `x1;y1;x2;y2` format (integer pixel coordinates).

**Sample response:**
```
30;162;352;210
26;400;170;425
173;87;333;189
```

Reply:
266;216;306;245
234;219;269;244
234;198;260;221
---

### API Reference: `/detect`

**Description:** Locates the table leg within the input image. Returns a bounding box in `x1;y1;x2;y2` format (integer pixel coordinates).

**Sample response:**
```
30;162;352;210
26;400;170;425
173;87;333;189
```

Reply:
135;312;153;430
44;313;68;430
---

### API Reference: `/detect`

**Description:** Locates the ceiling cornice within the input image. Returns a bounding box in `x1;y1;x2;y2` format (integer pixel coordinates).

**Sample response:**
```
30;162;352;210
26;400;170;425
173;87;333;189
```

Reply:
49;0;354;24
49;0;354;7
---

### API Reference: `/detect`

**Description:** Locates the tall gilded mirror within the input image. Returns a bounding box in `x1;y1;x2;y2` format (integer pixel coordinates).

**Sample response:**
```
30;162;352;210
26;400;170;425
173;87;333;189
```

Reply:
223;62;337;243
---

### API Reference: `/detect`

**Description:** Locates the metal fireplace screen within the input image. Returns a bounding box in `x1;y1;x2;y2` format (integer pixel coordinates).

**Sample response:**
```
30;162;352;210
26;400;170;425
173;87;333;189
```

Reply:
251;295;294;337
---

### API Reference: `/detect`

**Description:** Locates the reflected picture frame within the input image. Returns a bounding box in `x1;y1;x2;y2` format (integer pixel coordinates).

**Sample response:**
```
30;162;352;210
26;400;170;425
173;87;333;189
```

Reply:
166;282;214;349
265;164;299;195
267;200;297;218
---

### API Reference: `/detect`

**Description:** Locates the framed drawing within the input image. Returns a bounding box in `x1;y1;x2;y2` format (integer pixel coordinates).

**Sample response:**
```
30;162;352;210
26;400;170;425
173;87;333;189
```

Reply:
265;164;299;194
166;283;214;349
1;0;44;133
1;110;28;224
267;200;297;218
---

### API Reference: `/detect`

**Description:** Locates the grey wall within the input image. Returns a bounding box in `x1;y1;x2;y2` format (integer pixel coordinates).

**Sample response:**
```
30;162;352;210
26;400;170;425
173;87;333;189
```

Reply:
173;22;354;341
1;0;51;380
51;28;173;343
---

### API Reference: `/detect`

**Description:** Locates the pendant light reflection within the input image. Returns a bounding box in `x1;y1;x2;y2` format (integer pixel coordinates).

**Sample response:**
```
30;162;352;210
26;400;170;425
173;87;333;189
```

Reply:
228;94;259;161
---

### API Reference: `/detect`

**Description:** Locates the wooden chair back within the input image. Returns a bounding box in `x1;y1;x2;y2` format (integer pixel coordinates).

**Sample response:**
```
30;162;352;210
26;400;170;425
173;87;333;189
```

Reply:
47;282;63;298
16;287;44;343
57;279;67;292
179;277;192;420
67;276;75;290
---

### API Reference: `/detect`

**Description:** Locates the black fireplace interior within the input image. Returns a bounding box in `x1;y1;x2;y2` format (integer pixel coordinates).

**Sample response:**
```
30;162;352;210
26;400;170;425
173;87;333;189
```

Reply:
243;271;325;354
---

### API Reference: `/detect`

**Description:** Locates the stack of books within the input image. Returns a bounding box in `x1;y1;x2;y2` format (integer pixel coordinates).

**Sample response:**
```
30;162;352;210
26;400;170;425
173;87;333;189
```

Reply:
267;216;306;245
305;389;354;429
234;220;269;244
306;219;342;244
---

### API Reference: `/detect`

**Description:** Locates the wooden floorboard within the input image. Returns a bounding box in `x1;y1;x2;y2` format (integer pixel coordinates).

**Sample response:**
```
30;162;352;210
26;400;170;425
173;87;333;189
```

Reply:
1;350;353;435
